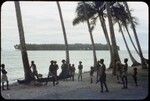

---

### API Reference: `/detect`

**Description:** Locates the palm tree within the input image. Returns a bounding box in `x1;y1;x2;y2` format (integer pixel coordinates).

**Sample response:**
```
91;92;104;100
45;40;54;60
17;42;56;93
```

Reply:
56;1;70;64
14;1;34;83
106;2;121;75
83;1;97;66
73;1;97;66
73;1;113;67
111;3;141;66
123;2;147;69
118;21;140;66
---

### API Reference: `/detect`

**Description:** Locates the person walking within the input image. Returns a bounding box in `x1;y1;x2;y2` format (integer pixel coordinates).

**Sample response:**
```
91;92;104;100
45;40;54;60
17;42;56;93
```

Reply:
1;64;10;90
78;61;83;81
99;59;109;93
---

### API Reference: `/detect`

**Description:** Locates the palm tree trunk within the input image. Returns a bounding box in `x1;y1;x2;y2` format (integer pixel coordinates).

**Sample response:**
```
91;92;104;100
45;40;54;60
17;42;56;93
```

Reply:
123;2;147;69
98;14;113;68
124;25;148;64
118;22;140;66
57;1;70;64
124;24;140;55
106;2;120;75
83;1;97;66
14;1;34;83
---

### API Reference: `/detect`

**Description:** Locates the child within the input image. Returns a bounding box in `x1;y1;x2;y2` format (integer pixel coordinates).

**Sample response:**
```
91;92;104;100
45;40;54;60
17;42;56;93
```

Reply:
132;67;138;86
90;66;94;83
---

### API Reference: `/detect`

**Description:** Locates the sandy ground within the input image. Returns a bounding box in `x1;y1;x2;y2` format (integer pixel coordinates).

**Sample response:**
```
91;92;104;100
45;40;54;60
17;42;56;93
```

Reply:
1;66;148;100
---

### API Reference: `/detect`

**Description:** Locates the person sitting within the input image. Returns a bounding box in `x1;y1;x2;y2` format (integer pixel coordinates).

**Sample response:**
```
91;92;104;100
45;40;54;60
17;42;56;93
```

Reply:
1;64;10;90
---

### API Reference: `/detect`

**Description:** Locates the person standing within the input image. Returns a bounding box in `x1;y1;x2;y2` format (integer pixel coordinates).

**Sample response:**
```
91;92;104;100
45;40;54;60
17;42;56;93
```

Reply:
53;61;59;85
30;61;39;79
60;59;68;80
121;58;128;89
1;64;10;90
45;60;54;85
71;64;76;81
116;61;122;83
96;61;101;82
99;59;109;93
132;67;138;86
90;66;94;84
78;61;83;81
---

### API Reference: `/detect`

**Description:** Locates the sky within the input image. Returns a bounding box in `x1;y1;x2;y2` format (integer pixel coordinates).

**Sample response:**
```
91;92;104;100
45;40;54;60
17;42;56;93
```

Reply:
1;1;149;51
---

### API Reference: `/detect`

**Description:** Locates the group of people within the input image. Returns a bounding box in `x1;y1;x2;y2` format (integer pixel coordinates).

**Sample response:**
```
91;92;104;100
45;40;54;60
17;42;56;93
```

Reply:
116;58;138;89
1;58;138;92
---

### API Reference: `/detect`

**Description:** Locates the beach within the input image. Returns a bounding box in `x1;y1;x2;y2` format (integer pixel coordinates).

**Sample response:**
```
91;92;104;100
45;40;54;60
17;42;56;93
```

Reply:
1;65;148;100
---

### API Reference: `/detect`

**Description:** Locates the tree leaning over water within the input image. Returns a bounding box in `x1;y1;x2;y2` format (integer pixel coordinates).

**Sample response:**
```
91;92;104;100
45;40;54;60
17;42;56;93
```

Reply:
111;3;141;66
14;1;34;83
123;2;147;69
56;1;70;64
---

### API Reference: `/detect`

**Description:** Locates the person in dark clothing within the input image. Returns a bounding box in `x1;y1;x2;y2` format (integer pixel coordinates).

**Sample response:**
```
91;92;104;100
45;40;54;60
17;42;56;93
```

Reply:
90;66;94;84
1;64;10;90
30;61;39;79
121;58;128;89
49;60;57;86
132;67;138;86
96;61;101;82
60;59;68;81
45;60;54;85
71;64;76;81
99;59;109;93
78;61;83;81
53;61;59;85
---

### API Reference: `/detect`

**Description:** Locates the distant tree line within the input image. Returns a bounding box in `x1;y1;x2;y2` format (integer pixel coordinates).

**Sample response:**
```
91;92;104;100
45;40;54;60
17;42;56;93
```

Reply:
14;43;120;50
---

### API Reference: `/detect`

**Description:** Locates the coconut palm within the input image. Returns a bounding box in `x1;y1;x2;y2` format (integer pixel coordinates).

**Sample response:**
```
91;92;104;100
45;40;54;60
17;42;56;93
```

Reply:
14;1;34;83
56;1;70;64
123;2;147;69
73;1;97;66
106;2;121;75
73;1;113;68
111;3;141;66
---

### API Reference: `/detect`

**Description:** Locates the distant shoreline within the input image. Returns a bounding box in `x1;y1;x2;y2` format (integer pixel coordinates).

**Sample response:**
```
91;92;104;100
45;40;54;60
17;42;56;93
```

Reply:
14;43;120;50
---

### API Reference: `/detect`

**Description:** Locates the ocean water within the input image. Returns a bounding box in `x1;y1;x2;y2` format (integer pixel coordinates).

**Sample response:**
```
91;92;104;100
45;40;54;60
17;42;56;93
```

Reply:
1;50;148;84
